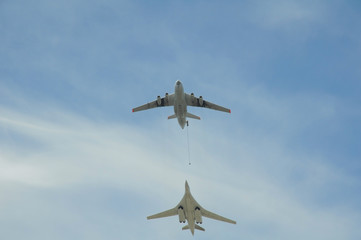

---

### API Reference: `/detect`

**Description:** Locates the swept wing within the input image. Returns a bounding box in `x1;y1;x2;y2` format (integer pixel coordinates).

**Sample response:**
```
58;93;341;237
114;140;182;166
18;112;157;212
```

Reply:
147;207;178;220
185;93;231;113
201;208;236;224
133;94;174;112
147;197;185;220
189;194;236;224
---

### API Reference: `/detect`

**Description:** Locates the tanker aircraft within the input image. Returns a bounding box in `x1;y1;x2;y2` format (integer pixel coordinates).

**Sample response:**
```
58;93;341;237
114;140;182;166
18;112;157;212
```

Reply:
147;181;236;235
132;80;231;129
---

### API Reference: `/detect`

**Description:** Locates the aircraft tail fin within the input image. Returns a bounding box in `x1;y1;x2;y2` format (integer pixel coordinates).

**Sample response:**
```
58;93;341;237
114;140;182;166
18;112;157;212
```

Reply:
168;114;177;119
186;112;201;120
182;224;205;231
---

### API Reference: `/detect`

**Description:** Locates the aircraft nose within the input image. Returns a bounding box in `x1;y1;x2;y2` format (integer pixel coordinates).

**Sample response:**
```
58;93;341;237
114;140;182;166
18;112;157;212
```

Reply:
176;80;181;86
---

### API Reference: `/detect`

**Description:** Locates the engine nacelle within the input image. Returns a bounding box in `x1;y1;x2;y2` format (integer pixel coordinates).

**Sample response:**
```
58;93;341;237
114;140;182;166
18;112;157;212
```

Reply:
157;96;161;105
164;93;169;104
195;208;202;224
199;96;203;106
190;93;196;104
178;207;186;223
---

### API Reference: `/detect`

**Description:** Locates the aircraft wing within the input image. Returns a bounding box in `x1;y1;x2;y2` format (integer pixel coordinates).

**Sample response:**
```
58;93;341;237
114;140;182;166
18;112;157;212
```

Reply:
133;94;174;112
147;207;178;220
185;93;231;113
201;208;236;224
147;196;186;220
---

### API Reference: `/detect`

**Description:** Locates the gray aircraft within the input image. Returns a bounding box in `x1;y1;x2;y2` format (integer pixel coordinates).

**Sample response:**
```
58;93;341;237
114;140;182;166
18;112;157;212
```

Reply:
132;80;231;129
147;181;236;235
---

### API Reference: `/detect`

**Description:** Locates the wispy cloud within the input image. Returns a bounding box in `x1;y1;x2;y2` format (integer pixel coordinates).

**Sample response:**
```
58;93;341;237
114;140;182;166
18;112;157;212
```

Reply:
1;0;361;239
1;92;360;239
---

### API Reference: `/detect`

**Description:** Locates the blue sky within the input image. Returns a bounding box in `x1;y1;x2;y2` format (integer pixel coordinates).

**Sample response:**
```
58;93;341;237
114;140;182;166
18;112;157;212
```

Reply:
1;0;361;239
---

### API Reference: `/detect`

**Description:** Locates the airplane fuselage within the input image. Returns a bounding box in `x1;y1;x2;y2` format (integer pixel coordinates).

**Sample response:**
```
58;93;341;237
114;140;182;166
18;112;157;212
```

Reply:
185;196;196;234
183;182;196;235
174;80;187;129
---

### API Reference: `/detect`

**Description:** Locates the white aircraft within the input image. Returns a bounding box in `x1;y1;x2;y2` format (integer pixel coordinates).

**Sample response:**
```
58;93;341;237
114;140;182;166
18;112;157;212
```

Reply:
132;80;231;129
147;181;236;235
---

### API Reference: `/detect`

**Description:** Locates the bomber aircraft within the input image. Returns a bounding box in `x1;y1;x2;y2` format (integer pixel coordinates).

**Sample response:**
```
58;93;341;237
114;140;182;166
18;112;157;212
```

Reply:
147;181;236;235
132;80;231;129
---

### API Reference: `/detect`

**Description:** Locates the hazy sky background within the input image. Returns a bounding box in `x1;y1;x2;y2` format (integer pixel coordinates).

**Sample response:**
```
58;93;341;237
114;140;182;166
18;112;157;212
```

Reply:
1;0;361;239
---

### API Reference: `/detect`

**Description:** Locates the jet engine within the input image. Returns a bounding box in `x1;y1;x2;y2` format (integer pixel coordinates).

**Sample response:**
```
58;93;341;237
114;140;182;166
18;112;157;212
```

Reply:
190;93;195;102
164;93;169;104
199;96;203;106
178;207;186;223
157;96;161;105
195;207;202;224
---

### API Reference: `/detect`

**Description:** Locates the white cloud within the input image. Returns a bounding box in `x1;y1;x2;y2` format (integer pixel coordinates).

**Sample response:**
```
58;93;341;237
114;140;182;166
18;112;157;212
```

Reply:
1;98;359;239
1;0;360;238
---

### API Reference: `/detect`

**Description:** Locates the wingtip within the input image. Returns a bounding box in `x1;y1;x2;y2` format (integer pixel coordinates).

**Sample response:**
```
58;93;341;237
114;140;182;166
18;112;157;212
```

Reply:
229;109;231;113
132;109;134;112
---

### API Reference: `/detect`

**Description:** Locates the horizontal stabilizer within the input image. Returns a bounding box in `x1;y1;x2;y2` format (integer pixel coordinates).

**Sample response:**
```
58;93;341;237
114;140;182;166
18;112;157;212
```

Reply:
182;224;205;231
195;224;205;231
186;112;201;120
168;114;177;119
182;225;189;230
